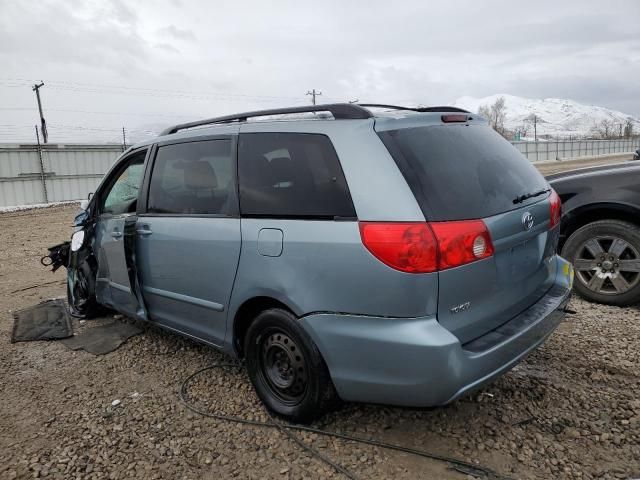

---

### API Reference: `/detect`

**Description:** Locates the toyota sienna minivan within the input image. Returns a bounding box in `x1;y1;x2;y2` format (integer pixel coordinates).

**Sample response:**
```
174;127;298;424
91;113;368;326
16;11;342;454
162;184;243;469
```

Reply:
64;103;573;422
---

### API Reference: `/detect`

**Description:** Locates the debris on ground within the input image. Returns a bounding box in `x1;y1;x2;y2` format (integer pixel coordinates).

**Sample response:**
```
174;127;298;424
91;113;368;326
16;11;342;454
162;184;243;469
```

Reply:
10;299;72;343
60;319;143;355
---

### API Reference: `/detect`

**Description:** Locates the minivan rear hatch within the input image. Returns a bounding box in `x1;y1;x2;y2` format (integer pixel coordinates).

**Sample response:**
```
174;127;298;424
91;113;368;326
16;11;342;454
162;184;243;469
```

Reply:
377;116;560;344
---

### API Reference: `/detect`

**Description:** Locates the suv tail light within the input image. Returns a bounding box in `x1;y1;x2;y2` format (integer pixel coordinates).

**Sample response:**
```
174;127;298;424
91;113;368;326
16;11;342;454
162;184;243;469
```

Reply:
549;189;561;228
358;223;438;273
359;220;494;274
429;220;494;270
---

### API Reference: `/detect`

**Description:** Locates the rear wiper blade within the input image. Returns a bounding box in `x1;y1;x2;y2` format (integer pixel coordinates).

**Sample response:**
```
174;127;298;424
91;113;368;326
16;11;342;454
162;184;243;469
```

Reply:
513;188;550;204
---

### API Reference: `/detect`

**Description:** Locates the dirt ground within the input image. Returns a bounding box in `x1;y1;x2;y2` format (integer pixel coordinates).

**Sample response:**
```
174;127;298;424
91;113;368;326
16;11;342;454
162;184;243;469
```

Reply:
0;159;638;479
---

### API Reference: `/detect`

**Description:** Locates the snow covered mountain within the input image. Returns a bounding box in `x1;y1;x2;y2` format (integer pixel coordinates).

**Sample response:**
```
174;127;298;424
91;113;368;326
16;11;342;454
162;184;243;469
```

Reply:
453;94;640;139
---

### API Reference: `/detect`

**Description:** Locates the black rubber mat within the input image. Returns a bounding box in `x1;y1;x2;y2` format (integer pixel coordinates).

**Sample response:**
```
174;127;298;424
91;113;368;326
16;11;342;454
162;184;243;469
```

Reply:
60;320;143;355
11;299;73;343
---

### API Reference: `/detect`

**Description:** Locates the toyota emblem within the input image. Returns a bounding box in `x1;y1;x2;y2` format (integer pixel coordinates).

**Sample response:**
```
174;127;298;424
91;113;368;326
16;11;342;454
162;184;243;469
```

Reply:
522;212;534;230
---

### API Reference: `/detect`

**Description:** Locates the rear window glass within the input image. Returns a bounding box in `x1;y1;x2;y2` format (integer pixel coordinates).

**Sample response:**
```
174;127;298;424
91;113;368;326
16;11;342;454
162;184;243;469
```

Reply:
238;133;355;218
379;125;549;220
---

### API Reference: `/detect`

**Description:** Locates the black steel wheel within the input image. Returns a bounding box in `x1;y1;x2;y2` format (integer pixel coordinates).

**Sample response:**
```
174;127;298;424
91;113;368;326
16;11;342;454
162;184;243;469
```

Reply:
259;330;309;405
562;219;640;306
245;308;338;423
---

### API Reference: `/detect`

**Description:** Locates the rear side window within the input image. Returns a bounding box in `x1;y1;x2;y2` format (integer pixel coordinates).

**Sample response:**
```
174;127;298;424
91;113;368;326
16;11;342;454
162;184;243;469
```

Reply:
238;133;355;218
147;139;236;215
379;125;549;221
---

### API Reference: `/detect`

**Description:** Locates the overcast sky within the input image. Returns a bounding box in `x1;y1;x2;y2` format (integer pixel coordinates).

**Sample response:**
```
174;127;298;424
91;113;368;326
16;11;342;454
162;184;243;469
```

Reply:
1;0;639;142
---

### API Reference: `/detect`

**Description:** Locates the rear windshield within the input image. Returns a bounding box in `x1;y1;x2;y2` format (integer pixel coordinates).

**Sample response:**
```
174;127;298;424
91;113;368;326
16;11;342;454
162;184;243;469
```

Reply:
378;125;549;221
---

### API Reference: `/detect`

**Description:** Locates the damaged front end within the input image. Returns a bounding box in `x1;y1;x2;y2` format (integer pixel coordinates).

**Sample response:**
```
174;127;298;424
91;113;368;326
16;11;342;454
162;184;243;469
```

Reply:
41;241;71;273
42;201;101;318
67;224;101;318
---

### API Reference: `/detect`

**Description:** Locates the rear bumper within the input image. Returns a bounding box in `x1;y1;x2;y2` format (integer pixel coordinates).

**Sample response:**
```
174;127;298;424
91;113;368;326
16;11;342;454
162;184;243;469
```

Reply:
299;255;573;407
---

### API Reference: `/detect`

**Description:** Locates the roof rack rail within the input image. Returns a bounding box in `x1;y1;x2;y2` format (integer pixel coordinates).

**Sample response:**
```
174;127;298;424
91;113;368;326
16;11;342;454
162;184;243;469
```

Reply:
160;103;373;135
359;104;471;114
358;103;418;112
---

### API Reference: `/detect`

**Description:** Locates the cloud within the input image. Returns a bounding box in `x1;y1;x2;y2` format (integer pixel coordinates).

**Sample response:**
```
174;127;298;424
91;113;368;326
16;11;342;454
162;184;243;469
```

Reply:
154;42;181;54
0;1;151;71
1;0;639;143
156;25;196;42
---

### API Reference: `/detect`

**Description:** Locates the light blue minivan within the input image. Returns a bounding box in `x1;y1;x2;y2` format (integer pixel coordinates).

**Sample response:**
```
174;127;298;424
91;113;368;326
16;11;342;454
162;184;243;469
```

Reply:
66;103;573;422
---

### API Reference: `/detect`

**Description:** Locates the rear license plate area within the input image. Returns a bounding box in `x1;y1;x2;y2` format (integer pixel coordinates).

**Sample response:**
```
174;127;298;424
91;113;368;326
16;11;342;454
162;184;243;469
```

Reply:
510;239;539;280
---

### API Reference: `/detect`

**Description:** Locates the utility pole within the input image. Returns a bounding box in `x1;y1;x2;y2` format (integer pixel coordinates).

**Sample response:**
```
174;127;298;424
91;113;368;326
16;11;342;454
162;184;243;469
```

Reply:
122;127;127;152
32;81;48;143
533;114;537;142
306;89;322;105
34;126;49;203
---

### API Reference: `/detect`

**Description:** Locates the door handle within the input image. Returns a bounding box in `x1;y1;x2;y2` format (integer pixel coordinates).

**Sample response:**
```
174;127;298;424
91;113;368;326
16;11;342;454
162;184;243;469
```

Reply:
111;230;123;239
136;228;153;236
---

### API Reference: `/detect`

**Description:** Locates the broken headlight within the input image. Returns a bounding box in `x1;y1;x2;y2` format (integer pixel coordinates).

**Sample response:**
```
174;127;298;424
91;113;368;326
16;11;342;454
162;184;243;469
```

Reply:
71;230;85;252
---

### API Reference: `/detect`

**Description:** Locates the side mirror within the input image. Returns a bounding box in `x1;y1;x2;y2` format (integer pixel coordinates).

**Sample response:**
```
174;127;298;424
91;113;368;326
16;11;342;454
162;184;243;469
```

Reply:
88;192;94;200
80;199;89;210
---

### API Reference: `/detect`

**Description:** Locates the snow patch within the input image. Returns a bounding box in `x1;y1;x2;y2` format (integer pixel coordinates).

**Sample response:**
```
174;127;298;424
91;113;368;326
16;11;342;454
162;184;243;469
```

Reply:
0;200;81;214
454;94;640;138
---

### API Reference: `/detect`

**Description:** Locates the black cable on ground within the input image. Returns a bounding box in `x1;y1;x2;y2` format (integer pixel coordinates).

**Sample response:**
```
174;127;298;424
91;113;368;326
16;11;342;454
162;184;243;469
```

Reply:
179;364;515;480
179;364;357;479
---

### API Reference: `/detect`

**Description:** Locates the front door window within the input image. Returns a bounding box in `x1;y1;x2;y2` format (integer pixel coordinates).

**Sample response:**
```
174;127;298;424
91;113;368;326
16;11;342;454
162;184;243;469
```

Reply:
101;152;146;215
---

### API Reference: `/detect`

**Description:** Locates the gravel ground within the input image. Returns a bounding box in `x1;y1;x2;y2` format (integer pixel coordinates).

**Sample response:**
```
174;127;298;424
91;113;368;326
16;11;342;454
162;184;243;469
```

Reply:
1;205;639;480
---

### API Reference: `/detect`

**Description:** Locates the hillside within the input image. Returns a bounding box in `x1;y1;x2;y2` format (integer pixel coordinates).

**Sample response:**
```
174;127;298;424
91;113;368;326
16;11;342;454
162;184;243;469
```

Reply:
454;94;640;138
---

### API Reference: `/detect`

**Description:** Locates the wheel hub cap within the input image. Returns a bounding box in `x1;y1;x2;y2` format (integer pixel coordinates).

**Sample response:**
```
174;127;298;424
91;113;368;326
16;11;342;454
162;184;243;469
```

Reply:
574;235;640;295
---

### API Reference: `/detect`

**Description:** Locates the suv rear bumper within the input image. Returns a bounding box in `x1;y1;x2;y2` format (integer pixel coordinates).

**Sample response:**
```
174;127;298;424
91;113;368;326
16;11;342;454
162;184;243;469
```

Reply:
299;255;573;407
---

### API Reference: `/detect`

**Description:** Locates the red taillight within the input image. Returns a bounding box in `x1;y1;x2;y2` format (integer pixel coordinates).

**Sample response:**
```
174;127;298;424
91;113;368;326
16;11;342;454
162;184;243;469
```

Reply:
359;220;494;274
359;222;438;273
430;220;494;270
549;189;561;228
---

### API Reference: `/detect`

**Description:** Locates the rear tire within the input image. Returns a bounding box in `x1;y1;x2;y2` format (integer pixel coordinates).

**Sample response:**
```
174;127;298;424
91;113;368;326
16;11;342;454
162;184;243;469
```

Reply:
244;308;338;423
561;219;640;306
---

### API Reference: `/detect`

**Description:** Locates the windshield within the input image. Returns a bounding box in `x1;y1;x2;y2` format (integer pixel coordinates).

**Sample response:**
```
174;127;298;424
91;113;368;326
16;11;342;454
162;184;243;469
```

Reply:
378;125;549;221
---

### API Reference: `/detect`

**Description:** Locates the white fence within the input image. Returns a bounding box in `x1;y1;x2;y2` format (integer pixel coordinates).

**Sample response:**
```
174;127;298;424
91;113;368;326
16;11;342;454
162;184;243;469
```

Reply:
0;143;123;208
512;137;639;163
1;137;639;208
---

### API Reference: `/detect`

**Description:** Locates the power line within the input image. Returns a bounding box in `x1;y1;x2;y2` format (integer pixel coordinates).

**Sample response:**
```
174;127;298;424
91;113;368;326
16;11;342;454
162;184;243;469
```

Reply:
0;122;163;145
0;106;196;119
44;79;301;99
0;126;161;139
48;123;127;132
0;77;305;102
0;78;360;106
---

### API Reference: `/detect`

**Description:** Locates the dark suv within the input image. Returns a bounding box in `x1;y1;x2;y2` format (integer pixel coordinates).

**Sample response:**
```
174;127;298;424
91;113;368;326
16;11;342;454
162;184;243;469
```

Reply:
549;162;640;306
